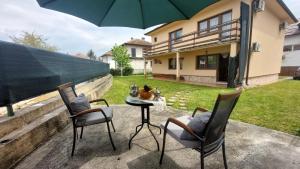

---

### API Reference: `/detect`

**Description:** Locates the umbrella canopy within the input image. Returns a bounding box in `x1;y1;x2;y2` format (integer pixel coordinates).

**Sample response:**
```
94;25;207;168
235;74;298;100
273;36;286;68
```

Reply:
37;0;219;29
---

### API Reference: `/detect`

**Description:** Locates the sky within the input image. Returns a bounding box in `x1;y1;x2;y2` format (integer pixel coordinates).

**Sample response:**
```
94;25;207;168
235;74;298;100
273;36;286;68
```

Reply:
0;0;299;56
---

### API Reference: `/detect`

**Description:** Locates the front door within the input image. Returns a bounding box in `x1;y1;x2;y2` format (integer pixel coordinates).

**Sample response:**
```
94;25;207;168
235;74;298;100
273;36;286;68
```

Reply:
218;54;229;82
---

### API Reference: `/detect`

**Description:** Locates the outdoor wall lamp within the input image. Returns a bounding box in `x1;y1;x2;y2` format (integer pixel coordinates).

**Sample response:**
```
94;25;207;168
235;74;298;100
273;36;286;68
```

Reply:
252;42;261;52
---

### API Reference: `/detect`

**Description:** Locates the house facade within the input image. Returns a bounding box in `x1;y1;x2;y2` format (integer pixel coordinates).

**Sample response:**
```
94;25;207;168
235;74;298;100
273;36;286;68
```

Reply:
101;38;152;74
281;21;300;76
144;0;297;87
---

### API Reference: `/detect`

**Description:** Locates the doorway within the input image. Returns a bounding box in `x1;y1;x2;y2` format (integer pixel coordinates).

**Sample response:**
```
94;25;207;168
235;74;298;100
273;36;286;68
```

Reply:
218;54;229;82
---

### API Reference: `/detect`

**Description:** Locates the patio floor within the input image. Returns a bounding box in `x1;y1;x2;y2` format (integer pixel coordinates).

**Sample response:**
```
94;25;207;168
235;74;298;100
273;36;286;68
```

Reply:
15;105;300;169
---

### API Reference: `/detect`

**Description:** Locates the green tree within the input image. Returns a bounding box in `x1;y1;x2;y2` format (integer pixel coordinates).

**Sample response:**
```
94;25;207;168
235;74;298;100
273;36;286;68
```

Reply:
111;44;131;76
87;49;97;60
10;31;58;52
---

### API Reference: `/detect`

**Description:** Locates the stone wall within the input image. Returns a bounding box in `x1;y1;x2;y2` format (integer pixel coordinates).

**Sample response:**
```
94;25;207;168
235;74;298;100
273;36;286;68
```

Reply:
247;74;279;86
0;74;112;169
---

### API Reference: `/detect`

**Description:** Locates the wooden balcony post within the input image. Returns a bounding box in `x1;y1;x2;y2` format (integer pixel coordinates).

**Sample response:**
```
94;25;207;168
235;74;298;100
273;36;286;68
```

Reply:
176;51;180;81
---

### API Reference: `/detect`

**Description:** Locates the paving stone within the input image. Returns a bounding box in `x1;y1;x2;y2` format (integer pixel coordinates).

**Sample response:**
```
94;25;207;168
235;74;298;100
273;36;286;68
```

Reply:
167;103;174;106
168;99;176;103
179;103;186;106
179;107;187;110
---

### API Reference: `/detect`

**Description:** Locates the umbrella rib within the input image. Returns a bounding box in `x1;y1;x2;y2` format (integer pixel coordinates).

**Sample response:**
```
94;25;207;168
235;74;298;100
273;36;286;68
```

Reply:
167;0;189;19
98;0;116;26
139;0;145;29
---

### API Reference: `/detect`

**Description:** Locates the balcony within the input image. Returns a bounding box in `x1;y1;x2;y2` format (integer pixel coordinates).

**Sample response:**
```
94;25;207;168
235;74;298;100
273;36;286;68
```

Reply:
144;19;240;57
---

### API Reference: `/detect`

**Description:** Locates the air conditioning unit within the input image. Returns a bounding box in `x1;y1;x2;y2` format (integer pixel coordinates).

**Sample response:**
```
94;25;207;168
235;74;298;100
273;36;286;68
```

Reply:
253;0;265;13
279;21;289;31
252;42;261;52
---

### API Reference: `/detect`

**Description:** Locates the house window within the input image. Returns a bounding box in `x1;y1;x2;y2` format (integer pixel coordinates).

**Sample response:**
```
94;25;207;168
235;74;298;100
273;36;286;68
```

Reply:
283;45;293;52
169;29;182;43
131;48;136;57
209;17;219;32
199;21;208;34
196;55;217;69
168;58;183;70
154;37;157;42
198;11;232;36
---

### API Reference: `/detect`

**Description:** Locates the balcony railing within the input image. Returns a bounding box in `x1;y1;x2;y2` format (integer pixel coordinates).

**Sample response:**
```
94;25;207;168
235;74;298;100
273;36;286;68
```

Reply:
144;19;240;56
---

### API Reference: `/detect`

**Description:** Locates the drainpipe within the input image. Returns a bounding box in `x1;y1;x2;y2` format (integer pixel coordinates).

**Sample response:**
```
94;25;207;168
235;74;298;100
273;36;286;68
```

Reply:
245;0;255;85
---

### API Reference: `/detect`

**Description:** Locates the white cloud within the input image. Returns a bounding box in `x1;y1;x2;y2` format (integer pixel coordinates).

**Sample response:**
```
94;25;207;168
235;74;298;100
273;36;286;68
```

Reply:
0;0;152;55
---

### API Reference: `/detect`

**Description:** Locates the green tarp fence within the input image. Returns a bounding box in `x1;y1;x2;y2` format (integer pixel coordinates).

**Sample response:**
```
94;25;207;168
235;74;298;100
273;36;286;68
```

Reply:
0;41;109;107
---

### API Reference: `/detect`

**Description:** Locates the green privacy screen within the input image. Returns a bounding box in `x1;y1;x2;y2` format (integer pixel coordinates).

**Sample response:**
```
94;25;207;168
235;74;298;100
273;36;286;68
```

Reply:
0;41;109;107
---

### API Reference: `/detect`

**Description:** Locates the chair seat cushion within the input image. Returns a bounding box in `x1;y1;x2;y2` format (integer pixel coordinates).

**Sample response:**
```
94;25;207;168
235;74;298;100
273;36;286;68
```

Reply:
160;116;201;148
70;94;91;114
180;112;211;140
76;107;113;126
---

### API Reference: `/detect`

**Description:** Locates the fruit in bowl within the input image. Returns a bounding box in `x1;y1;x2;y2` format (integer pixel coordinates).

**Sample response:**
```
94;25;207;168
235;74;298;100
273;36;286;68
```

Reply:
139;85;153;100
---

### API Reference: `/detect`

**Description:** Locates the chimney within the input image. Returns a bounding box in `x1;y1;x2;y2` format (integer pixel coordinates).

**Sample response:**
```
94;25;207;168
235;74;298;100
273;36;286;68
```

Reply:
141;37;145;40
131;37;134;40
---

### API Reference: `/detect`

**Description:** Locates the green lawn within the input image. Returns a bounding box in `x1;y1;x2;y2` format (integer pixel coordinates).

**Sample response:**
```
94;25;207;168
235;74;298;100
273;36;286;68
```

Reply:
103;76;300;136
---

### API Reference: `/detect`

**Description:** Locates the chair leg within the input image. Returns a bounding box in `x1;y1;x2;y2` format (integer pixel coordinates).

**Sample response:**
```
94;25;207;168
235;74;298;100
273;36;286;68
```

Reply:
200;153;204;169
111;120;116;132
80;126;84;139
222;142;228;169
159;129;167;165
106;121;116;151
71;126;77;156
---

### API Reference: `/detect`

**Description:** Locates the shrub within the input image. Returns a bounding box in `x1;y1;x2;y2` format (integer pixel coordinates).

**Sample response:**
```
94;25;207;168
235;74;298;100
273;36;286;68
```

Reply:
123;67;133;76
110;66;133;76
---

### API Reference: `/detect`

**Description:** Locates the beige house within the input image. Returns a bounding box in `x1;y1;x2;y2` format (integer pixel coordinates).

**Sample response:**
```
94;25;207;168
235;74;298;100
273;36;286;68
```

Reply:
144;0;297;87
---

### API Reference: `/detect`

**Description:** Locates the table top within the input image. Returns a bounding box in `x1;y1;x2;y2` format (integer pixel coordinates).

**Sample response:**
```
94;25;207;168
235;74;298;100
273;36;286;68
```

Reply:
125;96;154;106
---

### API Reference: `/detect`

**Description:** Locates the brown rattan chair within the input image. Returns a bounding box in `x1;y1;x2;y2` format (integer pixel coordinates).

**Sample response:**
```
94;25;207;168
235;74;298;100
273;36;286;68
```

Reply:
57;82;116;156
160;90;242;169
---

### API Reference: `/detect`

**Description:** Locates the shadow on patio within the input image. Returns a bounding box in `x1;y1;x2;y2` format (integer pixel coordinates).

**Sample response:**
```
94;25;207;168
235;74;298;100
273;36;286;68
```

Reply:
15;105;300;169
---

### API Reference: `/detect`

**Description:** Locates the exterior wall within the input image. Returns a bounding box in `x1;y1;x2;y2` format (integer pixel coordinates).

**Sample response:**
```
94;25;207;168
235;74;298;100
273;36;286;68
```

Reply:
125;45;144;58
151;45;230;84
149;0;241;44
102;55;116;69
247;74;279;86
248;2;286;80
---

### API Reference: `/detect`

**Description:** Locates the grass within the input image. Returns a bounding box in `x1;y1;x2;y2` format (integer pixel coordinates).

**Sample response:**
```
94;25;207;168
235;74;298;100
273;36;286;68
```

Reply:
103;76;300;136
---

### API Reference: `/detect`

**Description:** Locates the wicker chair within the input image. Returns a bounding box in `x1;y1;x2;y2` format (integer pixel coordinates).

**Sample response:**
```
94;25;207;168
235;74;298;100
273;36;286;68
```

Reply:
160;90;241;169
57;82;116;156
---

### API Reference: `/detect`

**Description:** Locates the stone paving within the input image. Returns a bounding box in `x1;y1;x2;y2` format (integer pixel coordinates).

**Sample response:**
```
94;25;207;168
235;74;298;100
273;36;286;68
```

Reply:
15;105;300;169
167;91;191;110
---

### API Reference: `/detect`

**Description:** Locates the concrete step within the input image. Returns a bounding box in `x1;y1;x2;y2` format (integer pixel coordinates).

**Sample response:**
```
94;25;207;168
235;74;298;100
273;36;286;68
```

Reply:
0;106;69;169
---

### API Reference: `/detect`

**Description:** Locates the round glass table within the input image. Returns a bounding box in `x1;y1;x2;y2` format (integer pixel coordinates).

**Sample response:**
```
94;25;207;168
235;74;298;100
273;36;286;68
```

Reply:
125;96;161;150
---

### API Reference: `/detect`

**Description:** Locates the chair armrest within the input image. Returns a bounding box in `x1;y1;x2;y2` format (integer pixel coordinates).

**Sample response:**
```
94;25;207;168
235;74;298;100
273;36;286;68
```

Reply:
89;98;109;107
192;107;209;117
69;108;108;121
165;117;205;142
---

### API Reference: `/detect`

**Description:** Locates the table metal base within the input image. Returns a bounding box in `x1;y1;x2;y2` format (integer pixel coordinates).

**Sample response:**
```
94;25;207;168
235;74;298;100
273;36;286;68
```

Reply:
128;106;161;151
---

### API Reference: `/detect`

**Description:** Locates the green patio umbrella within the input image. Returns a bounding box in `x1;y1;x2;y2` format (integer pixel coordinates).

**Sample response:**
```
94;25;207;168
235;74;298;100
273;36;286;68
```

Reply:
37;0;219;29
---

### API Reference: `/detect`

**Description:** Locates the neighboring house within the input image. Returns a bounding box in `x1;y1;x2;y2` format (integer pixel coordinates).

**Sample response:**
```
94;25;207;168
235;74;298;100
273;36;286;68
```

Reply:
74;53;90;60
100;38;152;74
144;0;297;87
281;20;300;76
